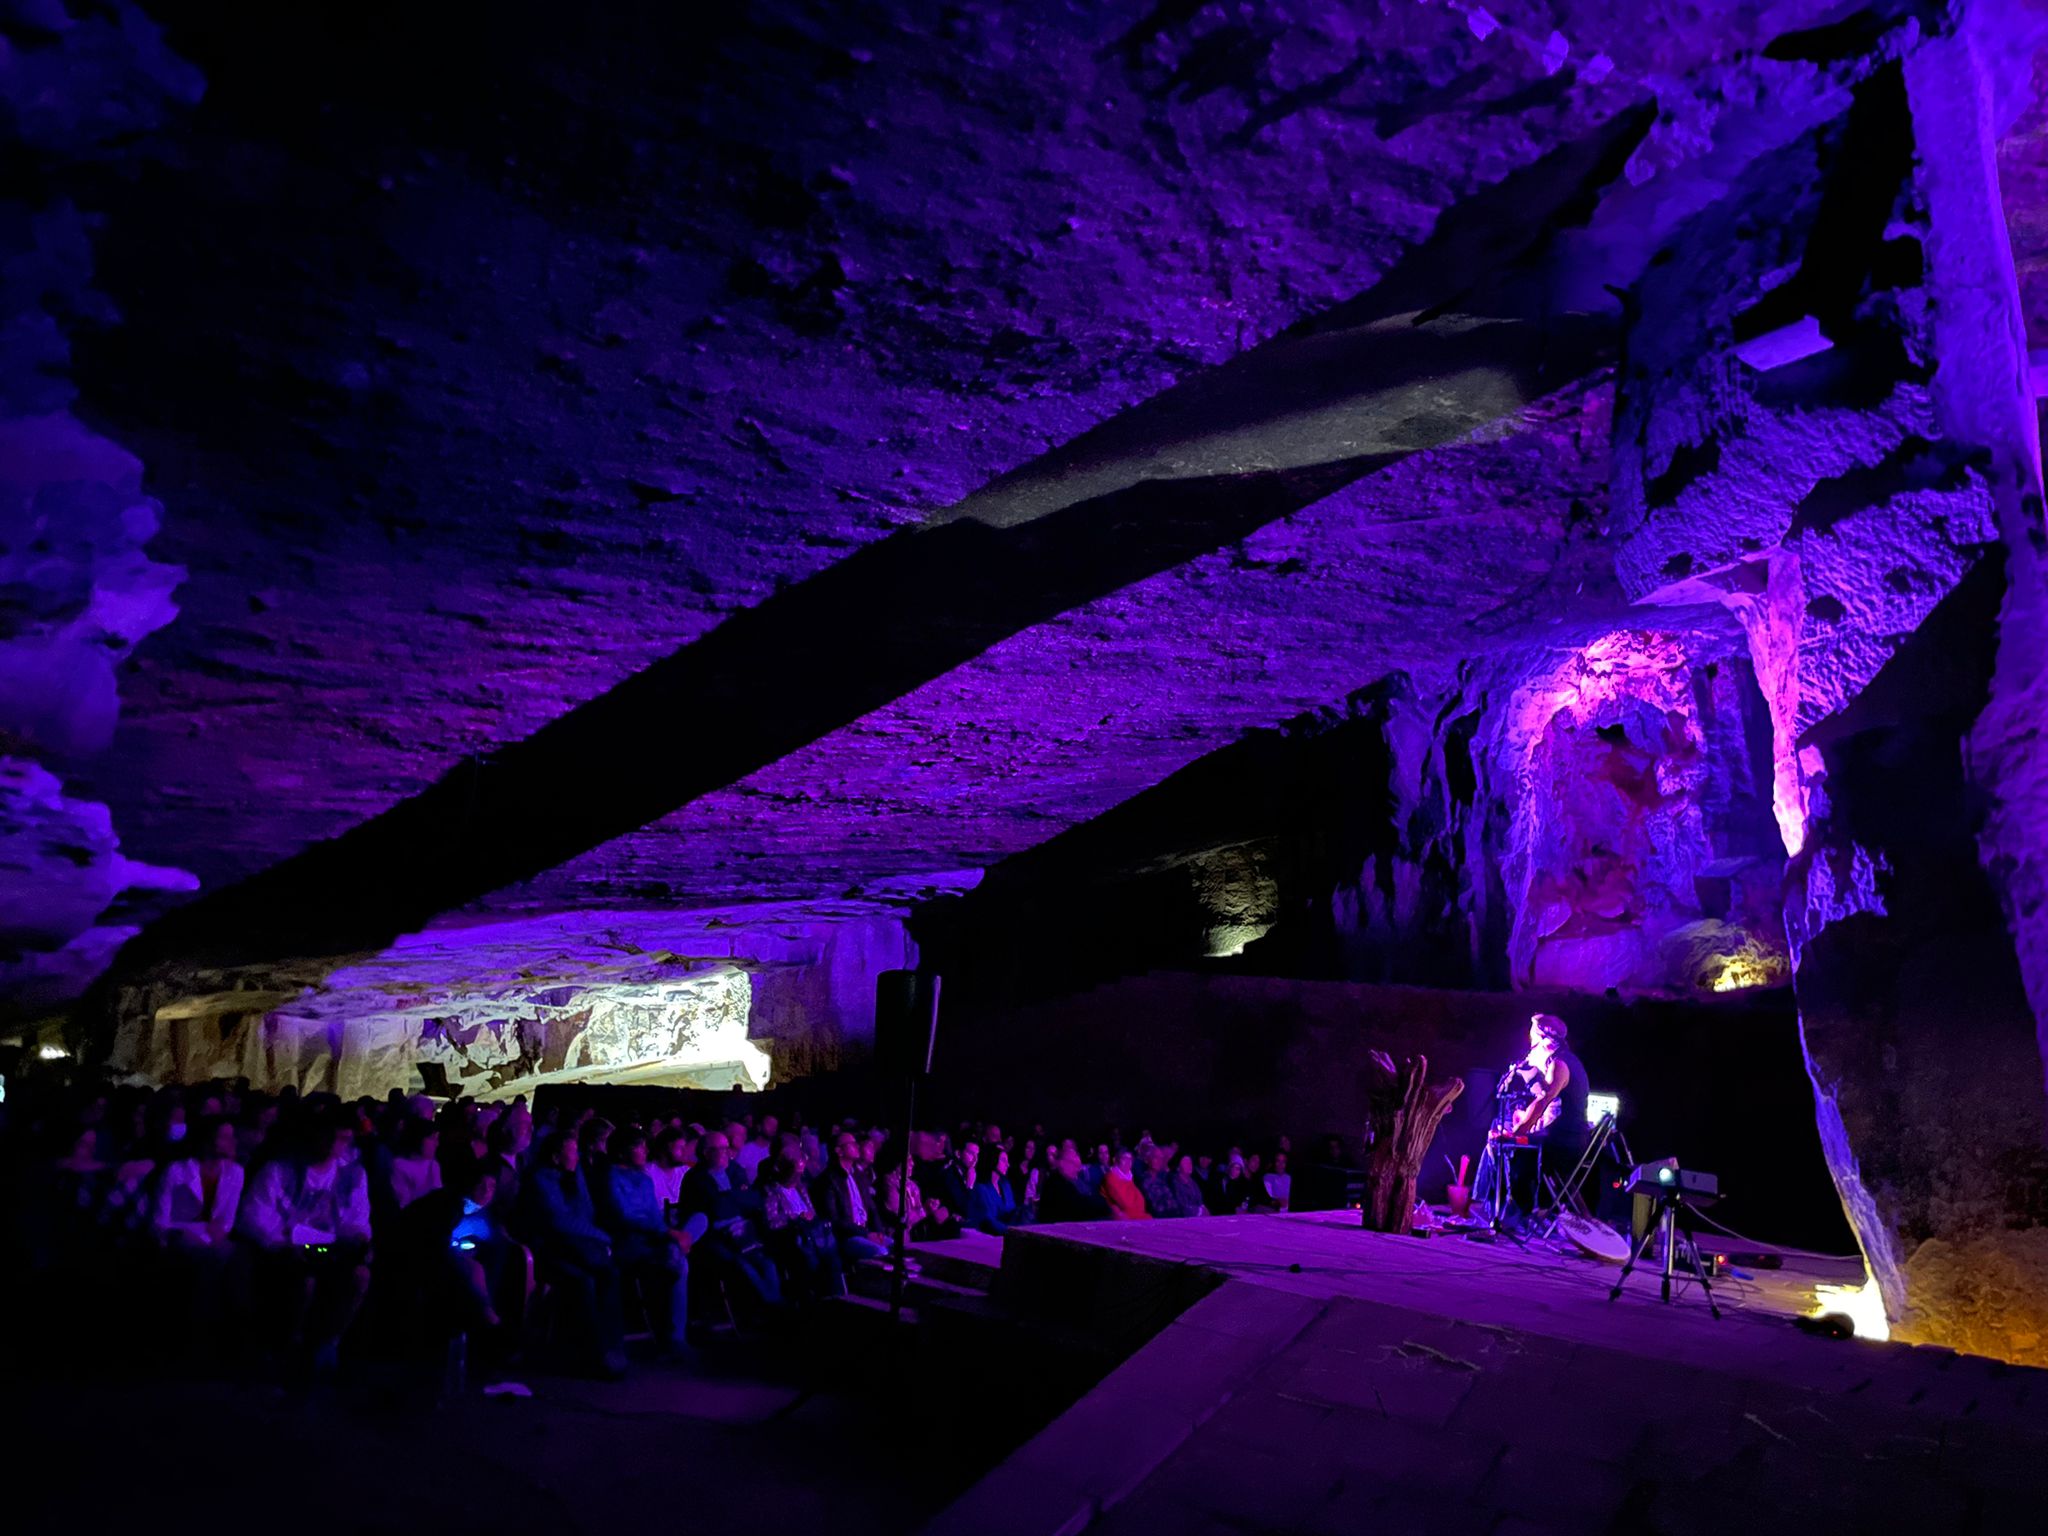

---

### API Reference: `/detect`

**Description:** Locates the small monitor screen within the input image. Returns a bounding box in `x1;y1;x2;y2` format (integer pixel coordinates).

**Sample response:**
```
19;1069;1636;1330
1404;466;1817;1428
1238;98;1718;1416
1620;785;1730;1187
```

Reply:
1585;1091;1620;1126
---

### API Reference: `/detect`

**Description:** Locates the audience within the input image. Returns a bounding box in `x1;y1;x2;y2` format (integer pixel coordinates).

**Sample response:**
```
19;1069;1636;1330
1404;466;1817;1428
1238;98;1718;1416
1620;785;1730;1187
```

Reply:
599;1126;693;1360
523;1130;629;1378
237;1116;373;1378
679;1128;784;1313
963;1143;1017;1233
1100;1149;1152;1220
817;1130;892;1266
0;1062;1343;1392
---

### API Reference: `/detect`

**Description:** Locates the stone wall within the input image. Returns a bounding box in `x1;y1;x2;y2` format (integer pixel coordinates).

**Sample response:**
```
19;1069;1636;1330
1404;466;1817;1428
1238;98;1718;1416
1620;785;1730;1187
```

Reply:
1609;12;2048;1362
0;7;199;1020
106;902;917;1100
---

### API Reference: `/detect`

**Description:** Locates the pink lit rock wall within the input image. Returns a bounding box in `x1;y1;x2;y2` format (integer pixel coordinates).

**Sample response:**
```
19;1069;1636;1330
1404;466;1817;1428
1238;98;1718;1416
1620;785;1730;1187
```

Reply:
1612;11;2048;1363
1494;631;1785;994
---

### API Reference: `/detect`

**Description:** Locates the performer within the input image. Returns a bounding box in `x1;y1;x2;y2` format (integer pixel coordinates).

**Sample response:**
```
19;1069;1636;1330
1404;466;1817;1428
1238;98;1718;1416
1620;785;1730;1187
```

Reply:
1489;1013;1591;1221
1496;1013;1589;1149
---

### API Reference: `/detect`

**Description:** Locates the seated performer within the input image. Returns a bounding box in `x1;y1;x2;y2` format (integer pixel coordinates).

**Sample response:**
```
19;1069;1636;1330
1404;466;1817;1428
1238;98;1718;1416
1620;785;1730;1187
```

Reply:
1490;1012;1591;1217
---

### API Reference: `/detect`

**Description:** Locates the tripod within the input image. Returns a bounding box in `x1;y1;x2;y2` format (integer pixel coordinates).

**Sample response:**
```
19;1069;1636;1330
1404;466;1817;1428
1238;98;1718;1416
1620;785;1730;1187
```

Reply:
1608;1188;1721;1318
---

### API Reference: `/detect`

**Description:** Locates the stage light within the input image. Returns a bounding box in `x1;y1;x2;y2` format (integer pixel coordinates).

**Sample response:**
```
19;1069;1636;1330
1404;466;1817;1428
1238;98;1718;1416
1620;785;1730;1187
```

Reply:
37;1044;68;1060
1810;1271;1890;1341
1585;1091;1620;1126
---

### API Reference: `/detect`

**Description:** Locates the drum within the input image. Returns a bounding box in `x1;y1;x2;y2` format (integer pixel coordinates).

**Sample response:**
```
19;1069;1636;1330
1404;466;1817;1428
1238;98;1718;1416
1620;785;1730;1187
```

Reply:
1556;1211;1630;1264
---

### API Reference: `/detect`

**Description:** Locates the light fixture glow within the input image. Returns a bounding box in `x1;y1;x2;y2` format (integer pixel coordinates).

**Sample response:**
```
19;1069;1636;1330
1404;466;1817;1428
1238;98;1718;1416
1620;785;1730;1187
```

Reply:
1709;954;1782;992
1810;1272;1890;1341
37;1044;69;1060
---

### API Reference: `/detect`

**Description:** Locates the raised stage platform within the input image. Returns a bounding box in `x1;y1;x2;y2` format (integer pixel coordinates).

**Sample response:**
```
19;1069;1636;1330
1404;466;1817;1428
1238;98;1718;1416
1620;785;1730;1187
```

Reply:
920;1212;2048;1536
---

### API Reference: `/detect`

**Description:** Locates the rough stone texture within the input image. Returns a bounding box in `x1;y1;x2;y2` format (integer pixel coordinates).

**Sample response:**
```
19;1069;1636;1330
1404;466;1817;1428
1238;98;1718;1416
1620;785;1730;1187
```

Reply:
106;899;922;1098
0;4;199;1019
1609;5;2048;1363
31;0;1855;915
8;0;2048;1364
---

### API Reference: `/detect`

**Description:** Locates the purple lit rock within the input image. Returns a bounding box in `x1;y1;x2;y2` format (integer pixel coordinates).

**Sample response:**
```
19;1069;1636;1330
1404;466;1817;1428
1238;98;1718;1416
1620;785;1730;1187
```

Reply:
1613;13;2048;1364
1;6;196;1022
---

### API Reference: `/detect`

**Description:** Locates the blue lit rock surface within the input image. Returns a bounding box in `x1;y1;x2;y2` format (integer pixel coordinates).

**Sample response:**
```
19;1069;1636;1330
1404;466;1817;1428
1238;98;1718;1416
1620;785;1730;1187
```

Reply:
0;7;198;1017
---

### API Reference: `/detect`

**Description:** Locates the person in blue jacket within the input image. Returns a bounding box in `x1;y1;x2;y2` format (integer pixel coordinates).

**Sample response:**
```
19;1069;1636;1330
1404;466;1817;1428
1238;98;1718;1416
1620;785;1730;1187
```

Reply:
523;1131;627;1377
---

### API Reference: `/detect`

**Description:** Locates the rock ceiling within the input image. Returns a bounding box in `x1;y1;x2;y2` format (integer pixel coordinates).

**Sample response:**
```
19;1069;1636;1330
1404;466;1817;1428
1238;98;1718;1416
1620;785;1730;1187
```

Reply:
5;0;2045;991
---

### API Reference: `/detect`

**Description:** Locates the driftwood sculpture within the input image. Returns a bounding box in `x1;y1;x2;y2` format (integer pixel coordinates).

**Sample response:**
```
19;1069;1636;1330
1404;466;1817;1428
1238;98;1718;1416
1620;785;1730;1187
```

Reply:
1361;1049;1465;1233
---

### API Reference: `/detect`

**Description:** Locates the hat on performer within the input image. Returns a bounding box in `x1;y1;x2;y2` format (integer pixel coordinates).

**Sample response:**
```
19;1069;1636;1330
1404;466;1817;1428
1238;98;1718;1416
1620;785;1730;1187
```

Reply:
1529;1013;1568;1042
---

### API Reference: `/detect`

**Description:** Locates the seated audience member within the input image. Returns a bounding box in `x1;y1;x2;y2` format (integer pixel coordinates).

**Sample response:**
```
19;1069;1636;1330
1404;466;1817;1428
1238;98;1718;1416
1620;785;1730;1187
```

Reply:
1101;1149;1152;1220
1244;1152;1268;1207
580;1117;615;1175
879;1157;926;1235
1207;1152;1252;1216
395;1161;518;1346
1137;1146;1188;1218
1037;1145;1111;1223
964;1143;1019;1233
679;1130;783;1312
1076;1143;1111;1196
816;1131;892;1266
735;1114;777;1183
389;1118;443;1210
47;1124;112;1238
1171;1154;1209;1218
900;1138;961;1240
152;1115;244;1247
646;1127;694;1224
721;1121;757;1188
237;1116;374;1375
483;1113;528;1225
1262;1151;1292;1212
799;1125;827;1179
937;1138;977;1218
761;1153;842;1299
600;1127;693;1357
522;1131;627;1377
1015;1138;1039;1194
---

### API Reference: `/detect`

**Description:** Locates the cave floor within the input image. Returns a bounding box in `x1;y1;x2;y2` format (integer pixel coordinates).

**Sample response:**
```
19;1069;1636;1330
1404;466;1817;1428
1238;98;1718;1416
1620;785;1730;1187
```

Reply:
6;1325;1002;1536
930;1213;2048;1536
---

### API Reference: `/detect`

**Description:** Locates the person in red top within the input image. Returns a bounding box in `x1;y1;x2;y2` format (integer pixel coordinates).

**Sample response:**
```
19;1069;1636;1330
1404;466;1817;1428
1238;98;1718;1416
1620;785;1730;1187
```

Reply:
1101;1149;1153;1220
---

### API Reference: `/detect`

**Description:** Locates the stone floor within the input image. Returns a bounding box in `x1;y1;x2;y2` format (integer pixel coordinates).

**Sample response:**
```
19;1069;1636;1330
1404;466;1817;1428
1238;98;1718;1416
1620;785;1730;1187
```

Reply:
7;1320;1012;1536
926;1213;2048;1536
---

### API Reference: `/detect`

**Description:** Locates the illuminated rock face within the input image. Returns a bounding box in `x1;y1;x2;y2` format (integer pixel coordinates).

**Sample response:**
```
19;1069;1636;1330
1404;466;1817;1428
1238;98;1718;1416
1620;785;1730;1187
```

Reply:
1492;631;1786;995
107;904;918;1099
1612;22;2048;1364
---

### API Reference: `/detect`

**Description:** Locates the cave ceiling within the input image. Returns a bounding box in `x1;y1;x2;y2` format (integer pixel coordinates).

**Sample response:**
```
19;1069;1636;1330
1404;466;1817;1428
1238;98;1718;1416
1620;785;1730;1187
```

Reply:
6;0;2047;1000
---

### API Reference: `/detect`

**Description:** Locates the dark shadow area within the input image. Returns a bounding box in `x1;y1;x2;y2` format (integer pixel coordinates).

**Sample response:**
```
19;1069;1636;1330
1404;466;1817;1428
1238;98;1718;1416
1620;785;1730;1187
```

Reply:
904;972;1852;1256
1795;555;2048;1252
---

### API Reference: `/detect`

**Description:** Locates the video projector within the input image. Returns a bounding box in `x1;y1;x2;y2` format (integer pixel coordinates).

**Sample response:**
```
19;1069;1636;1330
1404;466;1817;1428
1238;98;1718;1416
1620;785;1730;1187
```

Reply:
1623;1157;1719;1202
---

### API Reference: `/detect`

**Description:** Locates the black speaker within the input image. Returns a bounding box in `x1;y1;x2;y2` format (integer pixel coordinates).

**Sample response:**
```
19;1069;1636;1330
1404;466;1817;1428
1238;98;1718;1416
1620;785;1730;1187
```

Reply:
874;969;940;1077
